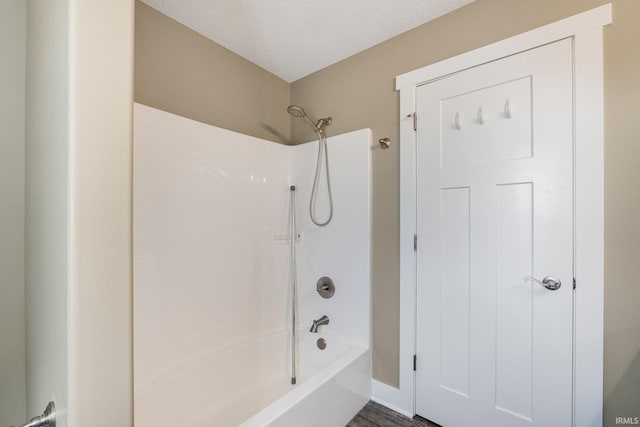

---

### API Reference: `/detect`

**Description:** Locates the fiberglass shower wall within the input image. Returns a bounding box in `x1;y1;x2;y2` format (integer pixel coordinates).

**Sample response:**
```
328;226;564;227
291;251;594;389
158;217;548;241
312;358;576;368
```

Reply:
133;103;371;395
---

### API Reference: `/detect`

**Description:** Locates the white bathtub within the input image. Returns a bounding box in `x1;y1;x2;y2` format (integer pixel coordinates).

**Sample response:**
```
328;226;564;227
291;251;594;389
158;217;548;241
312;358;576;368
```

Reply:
134;331;371;427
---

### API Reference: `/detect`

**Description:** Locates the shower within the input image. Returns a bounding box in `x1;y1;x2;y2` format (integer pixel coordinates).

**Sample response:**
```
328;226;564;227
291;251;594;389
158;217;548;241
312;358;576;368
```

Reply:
287;104;334;226
287;105;332;134
134;103;372;426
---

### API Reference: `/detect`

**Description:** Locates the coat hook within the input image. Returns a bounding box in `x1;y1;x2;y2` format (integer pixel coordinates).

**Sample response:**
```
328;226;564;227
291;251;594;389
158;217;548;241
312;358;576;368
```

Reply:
504;98;513;118
454;111;463;130
477;105;486;124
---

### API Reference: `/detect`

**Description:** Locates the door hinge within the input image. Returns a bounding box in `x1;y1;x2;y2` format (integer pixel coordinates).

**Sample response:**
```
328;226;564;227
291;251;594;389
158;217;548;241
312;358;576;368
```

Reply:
412;112;417;131
413;354;417;371
413;234;417;251
573;277;576;290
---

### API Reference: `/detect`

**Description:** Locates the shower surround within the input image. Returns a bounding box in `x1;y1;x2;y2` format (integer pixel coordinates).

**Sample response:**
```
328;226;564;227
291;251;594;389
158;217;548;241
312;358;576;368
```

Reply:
133;104;371;426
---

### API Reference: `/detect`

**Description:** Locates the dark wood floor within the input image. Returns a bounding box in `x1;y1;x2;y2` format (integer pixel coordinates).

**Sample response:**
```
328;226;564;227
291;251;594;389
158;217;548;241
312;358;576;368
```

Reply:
347;401;440;427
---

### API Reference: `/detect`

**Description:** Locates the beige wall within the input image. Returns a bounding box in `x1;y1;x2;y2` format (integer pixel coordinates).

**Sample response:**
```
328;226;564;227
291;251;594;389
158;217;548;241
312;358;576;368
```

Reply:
290;0;640;424
135;0;639;423
603;0;640;421
0;0;26;424
135;1;291;144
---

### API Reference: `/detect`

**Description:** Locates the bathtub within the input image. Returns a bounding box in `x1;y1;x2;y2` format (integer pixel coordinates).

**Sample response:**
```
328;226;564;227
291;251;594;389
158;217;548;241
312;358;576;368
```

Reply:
134;331;371;427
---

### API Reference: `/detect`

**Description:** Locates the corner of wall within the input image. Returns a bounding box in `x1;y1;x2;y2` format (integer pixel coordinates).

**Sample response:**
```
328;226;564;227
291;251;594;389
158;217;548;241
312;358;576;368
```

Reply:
134;0;292;145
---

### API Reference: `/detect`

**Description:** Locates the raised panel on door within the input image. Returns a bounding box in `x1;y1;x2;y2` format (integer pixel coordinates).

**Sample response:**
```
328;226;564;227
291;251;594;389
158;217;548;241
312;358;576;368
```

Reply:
439;187;471;398
495;182;534;421
415;38;574;427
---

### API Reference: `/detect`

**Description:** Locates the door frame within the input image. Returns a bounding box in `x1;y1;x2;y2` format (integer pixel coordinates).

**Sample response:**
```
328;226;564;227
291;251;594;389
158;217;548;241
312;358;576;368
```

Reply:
373;4;611;426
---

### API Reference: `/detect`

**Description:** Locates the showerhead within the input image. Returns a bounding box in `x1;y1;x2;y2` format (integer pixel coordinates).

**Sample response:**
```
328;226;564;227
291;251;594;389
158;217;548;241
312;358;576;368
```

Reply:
286;104;331;134
287;105;307;118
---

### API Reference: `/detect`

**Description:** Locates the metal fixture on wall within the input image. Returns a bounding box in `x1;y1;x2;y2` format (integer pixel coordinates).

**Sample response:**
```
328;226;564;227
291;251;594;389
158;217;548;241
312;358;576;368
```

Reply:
287;105;332;134
317;338;327;350
316;276;335;298
378;137;391;149
310;315;330;333
287;105;334;226
289;185;298;385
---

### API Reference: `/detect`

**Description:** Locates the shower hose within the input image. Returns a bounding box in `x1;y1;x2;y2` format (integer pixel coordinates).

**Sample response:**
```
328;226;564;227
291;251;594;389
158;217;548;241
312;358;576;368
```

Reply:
309;131;333;226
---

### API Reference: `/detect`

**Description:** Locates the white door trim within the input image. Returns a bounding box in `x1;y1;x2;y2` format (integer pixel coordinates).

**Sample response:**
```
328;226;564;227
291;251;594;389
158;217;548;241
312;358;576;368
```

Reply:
379;5;610;427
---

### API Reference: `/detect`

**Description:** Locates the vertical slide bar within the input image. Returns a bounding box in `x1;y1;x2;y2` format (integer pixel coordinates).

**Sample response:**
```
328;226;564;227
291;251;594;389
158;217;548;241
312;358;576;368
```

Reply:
290;185;298;385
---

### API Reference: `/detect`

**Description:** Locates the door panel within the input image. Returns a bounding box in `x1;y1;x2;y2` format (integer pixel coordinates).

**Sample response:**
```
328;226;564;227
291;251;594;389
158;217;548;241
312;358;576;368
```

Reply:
415;39;573;427
495;183;533;420
440;76;533;167
440;187;471;397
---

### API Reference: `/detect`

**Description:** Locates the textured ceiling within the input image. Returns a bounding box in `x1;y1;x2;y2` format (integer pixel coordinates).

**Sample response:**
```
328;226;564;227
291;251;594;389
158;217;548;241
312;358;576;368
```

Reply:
140;0;475;82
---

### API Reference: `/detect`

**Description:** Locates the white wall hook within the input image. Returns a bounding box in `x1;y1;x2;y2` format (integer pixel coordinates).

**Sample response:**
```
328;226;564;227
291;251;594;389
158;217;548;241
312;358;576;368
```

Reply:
454;111;463;129
477;105;486;124
504;98;513;118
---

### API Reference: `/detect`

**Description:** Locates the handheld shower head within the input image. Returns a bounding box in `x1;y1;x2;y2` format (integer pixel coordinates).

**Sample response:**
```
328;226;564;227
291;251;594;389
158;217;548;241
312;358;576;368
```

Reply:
287;105;307;118
287;104;317;131
286;104;334;227
287;104;331;134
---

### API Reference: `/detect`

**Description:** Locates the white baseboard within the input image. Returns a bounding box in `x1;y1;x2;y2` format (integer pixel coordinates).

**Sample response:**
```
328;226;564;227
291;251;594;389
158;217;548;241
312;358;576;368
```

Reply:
371;379;413;418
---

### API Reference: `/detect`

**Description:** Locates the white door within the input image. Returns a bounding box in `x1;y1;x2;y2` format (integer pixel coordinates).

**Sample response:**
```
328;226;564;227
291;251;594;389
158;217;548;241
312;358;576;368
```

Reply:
415;39;574;427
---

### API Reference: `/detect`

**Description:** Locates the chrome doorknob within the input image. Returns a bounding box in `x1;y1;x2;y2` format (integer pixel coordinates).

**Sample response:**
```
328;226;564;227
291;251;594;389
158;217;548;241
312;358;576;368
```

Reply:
523;276;561;291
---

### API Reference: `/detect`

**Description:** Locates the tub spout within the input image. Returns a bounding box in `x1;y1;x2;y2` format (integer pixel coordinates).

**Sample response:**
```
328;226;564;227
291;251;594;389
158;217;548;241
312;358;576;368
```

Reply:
310;315;330;333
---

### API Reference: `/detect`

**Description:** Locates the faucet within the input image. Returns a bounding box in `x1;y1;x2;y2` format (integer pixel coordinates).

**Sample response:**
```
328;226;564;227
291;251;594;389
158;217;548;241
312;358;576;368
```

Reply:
310;315;330;333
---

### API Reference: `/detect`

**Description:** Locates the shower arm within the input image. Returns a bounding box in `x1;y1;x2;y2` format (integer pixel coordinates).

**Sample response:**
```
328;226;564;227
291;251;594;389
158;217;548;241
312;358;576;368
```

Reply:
302;115;332;134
